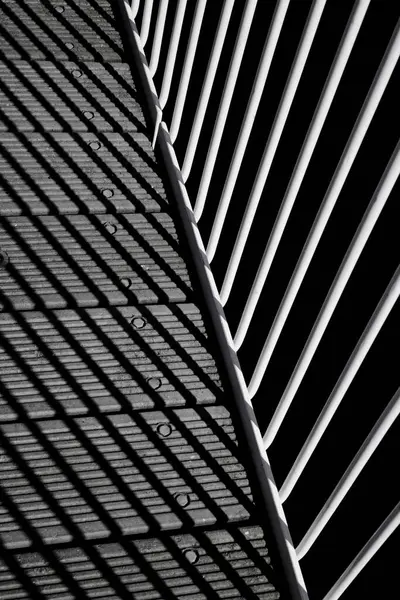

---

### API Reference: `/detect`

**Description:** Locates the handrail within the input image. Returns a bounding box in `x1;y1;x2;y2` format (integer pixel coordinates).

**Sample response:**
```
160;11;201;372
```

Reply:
128;2;400;598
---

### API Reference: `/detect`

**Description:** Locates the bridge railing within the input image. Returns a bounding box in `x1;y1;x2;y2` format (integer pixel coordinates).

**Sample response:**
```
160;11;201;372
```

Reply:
125;1;400;599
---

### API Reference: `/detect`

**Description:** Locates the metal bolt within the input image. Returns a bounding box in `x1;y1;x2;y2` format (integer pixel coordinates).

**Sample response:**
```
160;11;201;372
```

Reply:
65;42;74;50
148;377;162;390
102;188;114;198
120;277;133;289
72;69;82;78
0;250;9;268
157;423;171;437
83;110;94;120
103;222;117;235
55;5;65;13
175;493;190;508
131;316;146;329
184;549;199;564
90;141;101;151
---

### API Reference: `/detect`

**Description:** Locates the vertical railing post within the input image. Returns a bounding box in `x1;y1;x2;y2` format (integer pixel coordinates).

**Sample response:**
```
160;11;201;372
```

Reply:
193;0;258;220
159;0;188;109
181;0;235;181
169;0;208;143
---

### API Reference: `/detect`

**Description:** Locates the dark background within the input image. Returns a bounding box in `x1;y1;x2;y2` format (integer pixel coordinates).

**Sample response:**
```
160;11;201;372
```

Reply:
136;1;400;598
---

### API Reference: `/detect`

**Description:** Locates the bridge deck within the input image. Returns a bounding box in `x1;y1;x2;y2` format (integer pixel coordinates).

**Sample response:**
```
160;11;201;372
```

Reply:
0;1;282;598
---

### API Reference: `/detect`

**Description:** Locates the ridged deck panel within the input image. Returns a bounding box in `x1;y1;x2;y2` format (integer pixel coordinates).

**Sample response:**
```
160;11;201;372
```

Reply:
0;132;167;215
0;214;192;309
0;305;219;420
0;59;145;132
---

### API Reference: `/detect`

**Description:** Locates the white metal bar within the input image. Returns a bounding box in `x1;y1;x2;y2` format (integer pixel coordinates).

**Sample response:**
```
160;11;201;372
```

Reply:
181;0;235;181
131;0;140;19
322;501;400;600
262;138;400;446
242;17;400;367
193;0;258;220
215;0;326;293
280;267;400;503
225;0;370;327
170;0;208;143
123;0;162;150
206;0;291;261
149;0;168;76
297;383;400;559
159;0;188;110
140;0;153;47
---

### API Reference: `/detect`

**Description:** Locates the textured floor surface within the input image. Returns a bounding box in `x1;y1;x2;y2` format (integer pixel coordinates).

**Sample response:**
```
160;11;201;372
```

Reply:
0;1;282;598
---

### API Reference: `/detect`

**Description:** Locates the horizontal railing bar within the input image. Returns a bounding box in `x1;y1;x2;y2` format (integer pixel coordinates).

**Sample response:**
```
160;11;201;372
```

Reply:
262;138;400;446
193;0;258;220
206;0;291;263
170;0;208;143
297;383;400;560
245;16;400;379
181;0;235;182
159;0;188;110
280;266;400;503
140;0;153;47
322;500;400;600
230;0;370;342
149;0;168;76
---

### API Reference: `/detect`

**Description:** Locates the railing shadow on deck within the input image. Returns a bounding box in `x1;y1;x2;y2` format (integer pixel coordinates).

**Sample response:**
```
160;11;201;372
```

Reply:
0;3;282;598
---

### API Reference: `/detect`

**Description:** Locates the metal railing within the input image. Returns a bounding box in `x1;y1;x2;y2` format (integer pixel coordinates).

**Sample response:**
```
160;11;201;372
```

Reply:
125;1;400;598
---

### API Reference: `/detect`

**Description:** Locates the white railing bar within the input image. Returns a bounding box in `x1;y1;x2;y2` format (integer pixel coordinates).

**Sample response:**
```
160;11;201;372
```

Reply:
262;138;400;446
206;0;291;262
322;500;400;600
159;0;188;110
140;0;153;47
227;0;370;333
280;266;400;503
193;0;258;220
181;0;235;182
170;0;208;143
215;0;325;294
149;0;168;77
131;0;140;19
243;17;400;364
297;383;400;560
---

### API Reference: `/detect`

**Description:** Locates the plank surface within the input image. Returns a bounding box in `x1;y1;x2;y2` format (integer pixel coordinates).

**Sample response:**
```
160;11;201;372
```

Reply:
0;305;220;420
0;59;145;132
0;527;279;600
0;407;252;548
0;214;192;309
0;132;167;215
0;0;125;63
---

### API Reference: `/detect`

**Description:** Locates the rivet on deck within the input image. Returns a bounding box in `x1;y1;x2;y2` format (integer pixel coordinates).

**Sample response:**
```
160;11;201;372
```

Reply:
131;316;146;329
156;423;172;437
0;251;9;268
175;492;190;508
184;549;199;564
148;377;162;390
120;277;133;289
